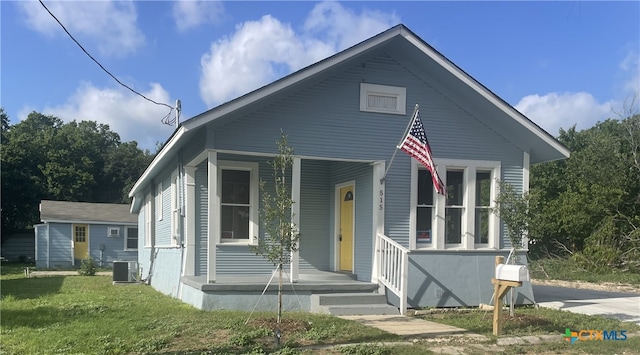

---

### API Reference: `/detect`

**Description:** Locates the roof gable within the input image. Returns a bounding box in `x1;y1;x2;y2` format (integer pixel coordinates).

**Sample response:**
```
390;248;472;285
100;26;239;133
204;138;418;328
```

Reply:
40;200;137;224
129;24;569;199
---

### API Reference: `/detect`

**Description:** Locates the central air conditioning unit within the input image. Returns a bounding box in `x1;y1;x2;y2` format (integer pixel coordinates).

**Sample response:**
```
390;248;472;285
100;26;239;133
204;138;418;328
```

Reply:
113;260;138;283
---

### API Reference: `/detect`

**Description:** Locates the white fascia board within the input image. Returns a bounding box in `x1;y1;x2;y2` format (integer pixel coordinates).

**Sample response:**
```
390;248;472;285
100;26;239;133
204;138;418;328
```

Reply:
402;30;570;160
42;219;137;226
128;126;187;198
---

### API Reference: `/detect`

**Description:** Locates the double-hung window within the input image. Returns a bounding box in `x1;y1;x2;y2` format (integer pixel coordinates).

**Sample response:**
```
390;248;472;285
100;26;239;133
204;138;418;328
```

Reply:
445;170;464;245
125;227;138;250
411;159;500;250
218;161;259;244
144;194;152;247
475;171;492;245
416;170;434;244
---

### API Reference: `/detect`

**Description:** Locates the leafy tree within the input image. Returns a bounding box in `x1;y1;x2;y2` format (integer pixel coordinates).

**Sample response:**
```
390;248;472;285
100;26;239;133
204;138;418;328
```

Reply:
528;96;640;272
1;111;153;241
251;131;300;323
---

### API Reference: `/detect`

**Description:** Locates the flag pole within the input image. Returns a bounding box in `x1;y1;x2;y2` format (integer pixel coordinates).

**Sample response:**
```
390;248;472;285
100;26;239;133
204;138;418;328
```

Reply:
380;104;419;184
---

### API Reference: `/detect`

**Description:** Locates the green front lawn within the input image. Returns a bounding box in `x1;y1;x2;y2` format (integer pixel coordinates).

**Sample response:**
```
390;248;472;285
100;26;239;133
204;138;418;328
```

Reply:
0;266;397;354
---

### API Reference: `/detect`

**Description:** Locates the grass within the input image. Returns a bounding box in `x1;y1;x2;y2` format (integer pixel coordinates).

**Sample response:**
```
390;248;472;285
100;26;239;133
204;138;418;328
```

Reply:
0;263;398;354
419;307;640;337
3;262;640;354
416;307;640;354
529;257;640;284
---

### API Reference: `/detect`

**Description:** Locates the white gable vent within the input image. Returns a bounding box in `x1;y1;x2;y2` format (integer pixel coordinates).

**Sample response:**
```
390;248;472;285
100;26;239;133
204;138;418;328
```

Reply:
360;83;406;115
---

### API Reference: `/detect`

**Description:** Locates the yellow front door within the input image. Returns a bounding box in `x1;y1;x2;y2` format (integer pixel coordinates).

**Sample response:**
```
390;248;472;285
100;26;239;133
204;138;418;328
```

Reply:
73;224;89;261
339;186;354;272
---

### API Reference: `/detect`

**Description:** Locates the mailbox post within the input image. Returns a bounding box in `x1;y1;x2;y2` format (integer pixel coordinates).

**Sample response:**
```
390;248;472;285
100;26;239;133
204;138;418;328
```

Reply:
491;256;529;336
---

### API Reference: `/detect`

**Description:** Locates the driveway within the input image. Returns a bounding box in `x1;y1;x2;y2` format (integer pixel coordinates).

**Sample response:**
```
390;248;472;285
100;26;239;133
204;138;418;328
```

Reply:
533;284;640;325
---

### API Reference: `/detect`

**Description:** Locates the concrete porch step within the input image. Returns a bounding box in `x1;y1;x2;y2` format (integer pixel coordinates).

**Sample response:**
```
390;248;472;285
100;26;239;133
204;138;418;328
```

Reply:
311;293;400;316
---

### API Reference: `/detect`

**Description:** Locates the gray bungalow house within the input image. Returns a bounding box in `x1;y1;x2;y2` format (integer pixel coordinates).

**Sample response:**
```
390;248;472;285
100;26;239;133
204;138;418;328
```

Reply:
128;24;569;315
35;200;138;269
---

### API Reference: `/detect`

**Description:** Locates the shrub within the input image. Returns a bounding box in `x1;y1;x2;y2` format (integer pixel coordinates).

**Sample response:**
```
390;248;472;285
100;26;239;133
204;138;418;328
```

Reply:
78;257;97;276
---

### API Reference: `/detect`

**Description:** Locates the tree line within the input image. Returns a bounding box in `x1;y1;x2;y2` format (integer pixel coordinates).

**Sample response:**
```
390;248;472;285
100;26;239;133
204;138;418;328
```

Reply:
528;102;640;272
1;109;154;240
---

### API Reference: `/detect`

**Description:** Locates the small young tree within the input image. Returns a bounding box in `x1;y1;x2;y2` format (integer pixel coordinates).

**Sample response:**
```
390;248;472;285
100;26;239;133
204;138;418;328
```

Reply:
492;180;534;263
492;180;534;316
251;131;300;323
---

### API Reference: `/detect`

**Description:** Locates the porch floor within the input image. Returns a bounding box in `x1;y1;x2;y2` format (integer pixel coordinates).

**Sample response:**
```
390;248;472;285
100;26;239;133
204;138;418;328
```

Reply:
182;270;379;293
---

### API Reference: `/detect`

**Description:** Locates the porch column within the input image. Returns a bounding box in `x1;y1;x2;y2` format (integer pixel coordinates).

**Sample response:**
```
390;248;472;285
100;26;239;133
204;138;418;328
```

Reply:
183;166;196;276
371;160;385;283
289;156;301;282
207;150;219;283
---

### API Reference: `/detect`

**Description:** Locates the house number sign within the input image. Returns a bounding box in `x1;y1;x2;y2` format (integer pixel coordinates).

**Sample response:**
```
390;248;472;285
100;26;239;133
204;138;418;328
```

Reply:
379;189;384;211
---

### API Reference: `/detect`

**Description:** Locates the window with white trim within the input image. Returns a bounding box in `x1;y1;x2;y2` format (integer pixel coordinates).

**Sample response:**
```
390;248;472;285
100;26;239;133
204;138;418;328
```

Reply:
125;227;138;250
171;171;179;245
445;170;464;245
411;159;500;250
475;171;492;245
218;161;259;243
108;226;120;237
156;182;163;221
144;194;152;247
416;170;434;244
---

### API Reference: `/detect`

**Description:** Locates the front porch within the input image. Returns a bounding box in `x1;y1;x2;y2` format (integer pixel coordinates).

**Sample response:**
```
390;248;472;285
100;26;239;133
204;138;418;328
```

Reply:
179;270;385;313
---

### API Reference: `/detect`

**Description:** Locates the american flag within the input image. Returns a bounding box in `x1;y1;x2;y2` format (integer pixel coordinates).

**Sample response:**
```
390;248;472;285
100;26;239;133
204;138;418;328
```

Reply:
399;109;446;195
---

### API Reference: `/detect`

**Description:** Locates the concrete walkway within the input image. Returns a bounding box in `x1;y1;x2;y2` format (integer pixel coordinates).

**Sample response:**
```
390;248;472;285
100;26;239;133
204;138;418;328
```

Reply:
338;314;467;338
27;270;112;277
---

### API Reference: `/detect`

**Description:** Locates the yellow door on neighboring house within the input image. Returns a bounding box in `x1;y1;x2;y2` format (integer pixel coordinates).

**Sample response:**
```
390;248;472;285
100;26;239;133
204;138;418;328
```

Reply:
73;224;88;261
339;186;354;272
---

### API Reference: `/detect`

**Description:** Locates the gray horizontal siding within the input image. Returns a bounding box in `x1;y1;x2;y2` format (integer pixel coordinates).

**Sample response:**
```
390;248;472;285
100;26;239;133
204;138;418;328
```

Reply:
216;245;282;275
36;225;48;267
299;160;331;271
206;52;525;252
195;160;208;276
49;223;71;265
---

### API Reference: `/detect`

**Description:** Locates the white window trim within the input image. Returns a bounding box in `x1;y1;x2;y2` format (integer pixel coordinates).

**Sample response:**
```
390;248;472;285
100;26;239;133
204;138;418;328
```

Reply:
410;158;500;251
144;193;153;247
124;227;138;251
359;83;406;115
108;226;120;237
156;182;163;221
170;170;179;246
217;161;259;245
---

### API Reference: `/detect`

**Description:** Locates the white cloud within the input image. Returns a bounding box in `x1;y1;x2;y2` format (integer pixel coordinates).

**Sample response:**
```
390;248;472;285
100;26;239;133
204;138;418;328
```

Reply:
18;1;144;57
619;50;640;95
36;83;176;151
515;92;612;136
172;0;225;32
199;1;399;107
303;1;399;51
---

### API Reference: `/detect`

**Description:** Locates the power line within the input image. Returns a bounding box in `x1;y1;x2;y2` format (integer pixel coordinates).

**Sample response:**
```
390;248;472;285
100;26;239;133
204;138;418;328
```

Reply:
38;0;176;125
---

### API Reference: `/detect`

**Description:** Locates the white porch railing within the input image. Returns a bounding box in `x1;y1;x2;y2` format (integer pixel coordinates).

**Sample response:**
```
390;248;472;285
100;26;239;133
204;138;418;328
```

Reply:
375;233;409;315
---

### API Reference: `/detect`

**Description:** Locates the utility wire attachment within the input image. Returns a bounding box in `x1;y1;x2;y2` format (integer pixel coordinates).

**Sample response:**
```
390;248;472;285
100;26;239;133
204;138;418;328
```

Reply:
39;0;176;125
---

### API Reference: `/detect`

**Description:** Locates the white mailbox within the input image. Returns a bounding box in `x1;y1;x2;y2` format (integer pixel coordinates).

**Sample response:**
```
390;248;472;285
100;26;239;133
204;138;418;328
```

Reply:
495;264;530;282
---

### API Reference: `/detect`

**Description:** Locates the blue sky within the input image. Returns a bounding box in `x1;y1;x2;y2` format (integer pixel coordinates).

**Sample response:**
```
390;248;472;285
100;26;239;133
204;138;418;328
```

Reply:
2;1;638;150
